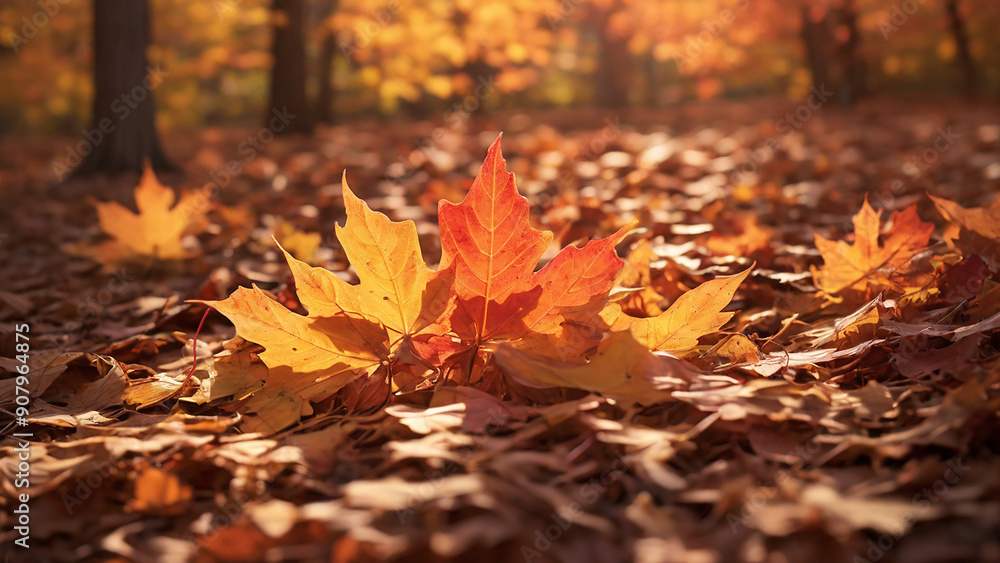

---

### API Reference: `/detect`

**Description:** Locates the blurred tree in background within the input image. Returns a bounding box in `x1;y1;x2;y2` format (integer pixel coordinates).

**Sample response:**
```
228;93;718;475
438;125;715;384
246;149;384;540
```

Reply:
0;0;996;138
72;0;173;175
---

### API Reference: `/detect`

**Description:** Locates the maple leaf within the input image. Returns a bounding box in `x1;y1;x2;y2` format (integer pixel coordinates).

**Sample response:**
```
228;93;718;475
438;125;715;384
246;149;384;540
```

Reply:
272;219;321;264
200;136;634;426
205;279;390;428
812;198;933;295
437;139;553;342
336;174;446;337
88;164;207;261
601;267;752;355
199;176;447;427
438;135;633;345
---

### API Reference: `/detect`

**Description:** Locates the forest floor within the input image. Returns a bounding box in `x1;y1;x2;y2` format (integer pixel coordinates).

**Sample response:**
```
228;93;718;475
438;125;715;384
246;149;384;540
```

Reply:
1;98;1000;562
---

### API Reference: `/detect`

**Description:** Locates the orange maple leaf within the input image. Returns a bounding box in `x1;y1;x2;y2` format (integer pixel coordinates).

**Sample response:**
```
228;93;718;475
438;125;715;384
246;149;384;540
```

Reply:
812;198;933;295
88;164;207;262
439;136;633;344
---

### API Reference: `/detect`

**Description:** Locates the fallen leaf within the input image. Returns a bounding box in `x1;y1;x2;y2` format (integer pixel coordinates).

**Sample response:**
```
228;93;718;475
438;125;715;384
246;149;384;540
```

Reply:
88;164;207;261
496;332;699;403
272;219;321;264
202;282;389;426
812;198;933;295
603;267;752;354
438;135;553;342
129;466;193;516
200;136;634;426
931;194;1000;242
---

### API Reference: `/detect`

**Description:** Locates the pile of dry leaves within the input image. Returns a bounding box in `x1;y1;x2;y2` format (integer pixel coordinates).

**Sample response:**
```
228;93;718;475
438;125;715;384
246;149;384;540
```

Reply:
1;102;999;562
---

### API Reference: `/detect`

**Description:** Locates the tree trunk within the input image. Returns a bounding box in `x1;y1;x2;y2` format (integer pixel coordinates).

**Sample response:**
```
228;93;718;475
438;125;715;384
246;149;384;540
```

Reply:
645;52;659;107
268;0;313;134
453;60;498;116
836;0;865;106
800;6;832;98
945;0;977;98
800;3;863;107
447;9;498;119
586;7;631;109
314;0;341;125
72;0;172;178
316;30;336;125
594;19;631;108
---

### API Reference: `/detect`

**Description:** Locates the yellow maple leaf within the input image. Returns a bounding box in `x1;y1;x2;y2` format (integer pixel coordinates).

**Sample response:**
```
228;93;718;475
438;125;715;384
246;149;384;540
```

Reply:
602;267;752;354
197;177;450;428
336;174;439;336
205;279;390;430
271;220;321;264
90;164;207;261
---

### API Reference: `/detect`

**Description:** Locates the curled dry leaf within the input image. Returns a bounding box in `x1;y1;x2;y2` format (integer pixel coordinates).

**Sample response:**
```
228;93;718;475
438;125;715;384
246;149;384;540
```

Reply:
930;194;1000;268
930;193;1000;242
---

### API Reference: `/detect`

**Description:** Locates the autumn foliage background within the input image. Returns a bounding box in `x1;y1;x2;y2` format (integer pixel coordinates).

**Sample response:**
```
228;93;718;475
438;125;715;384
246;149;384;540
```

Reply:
1;0;1000;562
2;0;1000;134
